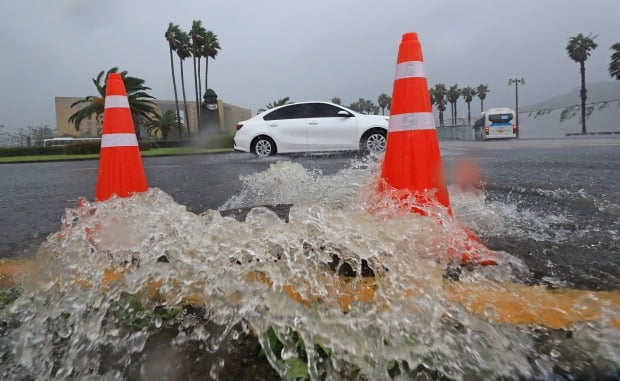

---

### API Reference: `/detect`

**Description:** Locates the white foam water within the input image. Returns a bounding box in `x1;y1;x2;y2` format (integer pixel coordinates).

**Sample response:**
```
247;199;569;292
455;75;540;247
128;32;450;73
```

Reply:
1;157;618;380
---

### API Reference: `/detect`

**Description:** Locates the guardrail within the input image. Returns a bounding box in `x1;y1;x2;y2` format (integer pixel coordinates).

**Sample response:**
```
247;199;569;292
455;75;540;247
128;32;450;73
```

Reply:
436;125;474;141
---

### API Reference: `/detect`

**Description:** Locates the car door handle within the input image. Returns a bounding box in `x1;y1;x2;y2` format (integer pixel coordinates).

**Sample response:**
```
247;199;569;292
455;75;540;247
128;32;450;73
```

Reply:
308;122;318;125
268;124;277;127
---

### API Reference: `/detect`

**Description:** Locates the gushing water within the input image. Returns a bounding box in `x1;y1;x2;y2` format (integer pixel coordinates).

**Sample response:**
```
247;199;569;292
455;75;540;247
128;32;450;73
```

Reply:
1;157;619;380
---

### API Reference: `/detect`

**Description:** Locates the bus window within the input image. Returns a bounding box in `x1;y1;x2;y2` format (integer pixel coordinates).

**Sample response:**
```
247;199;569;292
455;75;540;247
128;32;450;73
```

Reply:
43;138;101;147
488;114;513;123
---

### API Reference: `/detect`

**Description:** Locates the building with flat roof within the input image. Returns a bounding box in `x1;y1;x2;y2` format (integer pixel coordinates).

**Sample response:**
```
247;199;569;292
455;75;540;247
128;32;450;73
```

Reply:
55;97;250;138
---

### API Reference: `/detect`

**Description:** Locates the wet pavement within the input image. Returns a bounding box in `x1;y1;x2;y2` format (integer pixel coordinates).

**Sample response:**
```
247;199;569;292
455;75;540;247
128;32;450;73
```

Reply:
1;137;619;291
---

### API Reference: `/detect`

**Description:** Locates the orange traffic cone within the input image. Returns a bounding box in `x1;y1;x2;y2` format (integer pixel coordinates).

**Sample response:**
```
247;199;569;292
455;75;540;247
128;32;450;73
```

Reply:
380;32;450;213
95;73;148;201
380;33;496;266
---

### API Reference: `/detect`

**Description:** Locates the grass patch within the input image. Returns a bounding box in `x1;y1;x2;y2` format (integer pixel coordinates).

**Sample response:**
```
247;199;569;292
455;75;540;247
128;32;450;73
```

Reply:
140;147;232;156
0;147;233;163
0;153;100;163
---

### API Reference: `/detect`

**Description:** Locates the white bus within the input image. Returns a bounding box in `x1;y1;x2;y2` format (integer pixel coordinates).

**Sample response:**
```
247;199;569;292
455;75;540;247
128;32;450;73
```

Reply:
473;108;517;140
43;137;101;147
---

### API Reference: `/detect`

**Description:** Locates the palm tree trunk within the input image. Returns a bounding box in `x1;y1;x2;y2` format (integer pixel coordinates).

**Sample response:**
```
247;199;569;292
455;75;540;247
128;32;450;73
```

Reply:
580;61;587;134
454;102;458;125
179;58;190;136
481;99;485;113
450;103;455;126
198;57;203;111
204;58;209;95
169;48;182;138
192;55;200;131
467;102;471;126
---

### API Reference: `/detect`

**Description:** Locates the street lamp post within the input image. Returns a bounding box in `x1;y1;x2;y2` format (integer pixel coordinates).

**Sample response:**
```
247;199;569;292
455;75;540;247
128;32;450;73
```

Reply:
508;77;525;139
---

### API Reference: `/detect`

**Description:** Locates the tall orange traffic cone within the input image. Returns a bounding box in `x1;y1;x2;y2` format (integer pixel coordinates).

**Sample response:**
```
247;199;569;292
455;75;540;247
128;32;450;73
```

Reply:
380;32;450;213
95;73;148;201
380;33;496;266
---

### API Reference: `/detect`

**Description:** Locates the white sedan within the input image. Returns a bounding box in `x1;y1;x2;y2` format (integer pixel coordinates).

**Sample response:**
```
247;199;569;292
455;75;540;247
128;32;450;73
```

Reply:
234;101;389;156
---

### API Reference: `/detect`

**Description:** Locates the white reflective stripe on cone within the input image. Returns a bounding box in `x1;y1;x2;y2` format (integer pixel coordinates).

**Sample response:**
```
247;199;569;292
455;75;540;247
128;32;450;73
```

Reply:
101;133;138;147
388;112;435;132
104;95;130;109
394;61;425;80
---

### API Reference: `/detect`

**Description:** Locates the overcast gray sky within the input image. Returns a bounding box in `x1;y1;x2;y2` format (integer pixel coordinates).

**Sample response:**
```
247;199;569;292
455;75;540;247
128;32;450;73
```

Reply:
0;0;618;132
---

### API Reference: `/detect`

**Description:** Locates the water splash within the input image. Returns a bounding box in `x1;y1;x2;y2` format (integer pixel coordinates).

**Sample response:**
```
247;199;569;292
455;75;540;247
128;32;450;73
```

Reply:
1;158;619;380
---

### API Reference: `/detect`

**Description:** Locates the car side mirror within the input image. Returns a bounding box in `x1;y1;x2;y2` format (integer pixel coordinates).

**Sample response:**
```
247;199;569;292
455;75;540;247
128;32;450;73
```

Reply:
337;110;352;117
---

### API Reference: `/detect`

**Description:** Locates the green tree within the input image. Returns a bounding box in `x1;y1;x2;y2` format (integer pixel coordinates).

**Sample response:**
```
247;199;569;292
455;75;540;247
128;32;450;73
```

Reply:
447;85;461;125
190;20;207;126
165;22;183;137
566;33;598;134
258;97;291;113
429;88;436;109
146;110;179;141
27;124;55;146
476;84;489;113
349;98;378;114
201;30;221;98
431;84;447;127
331;97;341;105
377;93;391;115
609;42;620;80
176;30;193;136
461;86;476;126
68;68;157;138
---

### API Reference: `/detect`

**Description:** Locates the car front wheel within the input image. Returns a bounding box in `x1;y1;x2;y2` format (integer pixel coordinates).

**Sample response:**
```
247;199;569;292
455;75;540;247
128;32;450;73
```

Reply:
252;136;276;157
361;130;387;155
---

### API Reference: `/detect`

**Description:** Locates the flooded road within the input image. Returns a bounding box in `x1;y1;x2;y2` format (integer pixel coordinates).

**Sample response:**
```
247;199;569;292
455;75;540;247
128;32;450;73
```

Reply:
1;137;618;291
1;136;619;380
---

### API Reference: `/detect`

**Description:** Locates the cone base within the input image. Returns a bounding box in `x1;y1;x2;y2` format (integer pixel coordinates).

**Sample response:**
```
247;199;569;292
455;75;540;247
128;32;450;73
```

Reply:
380;129;450;209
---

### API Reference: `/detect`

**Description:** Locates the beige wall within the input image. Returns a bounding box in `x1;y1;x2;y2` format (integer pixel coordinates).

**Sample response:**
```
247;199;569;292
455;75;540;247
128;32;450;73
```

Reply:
218;101;251;132
55;97;250;137
55;97;100;137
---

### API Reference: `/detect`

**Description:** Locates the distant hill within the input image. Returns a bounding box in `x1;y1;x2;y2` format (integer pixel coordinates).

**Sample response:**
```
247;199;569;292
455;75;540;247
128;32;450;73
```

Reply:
521;81;620;112
517;81;620;138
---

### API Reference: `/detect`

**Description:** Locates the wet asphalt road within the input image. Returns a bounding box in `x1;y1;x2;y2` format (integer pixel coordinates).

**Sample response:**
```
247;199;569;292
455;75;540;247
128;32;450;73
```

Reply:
1;137;619;290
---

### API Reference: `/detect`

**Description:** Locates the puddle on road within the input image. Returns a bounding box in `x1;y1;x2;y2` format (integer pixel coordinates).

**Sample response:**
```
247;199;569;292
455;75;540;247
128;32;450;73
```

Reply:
1;157;619;380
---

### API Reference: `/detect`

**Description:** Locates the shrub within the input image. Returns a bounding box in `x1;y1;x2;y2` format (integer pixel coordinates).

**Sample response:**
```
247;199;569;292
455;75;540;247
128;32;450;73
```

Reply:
63;141;101;155
149;140;189;148
138;141;152;151
203;133;234;149
0;146;64;157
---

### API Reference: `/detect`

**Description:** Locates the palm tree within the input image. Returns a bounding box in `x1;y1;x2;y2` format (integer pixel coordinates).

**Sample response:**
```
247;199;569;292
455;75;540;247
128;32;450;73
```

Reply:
429;88;436;113
609;42;620;80
165;22;183;137
146;110;179;141
447;85;461;125
377;93;391;115
257;97;291;113
331;97;341;105
202;30;221;98
190;20;206;127
69;67;157;138
461;86;476;126
176;31;192;136
431;84;447;127
349;98;378;114
476;84;489;113
566;33;598;134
